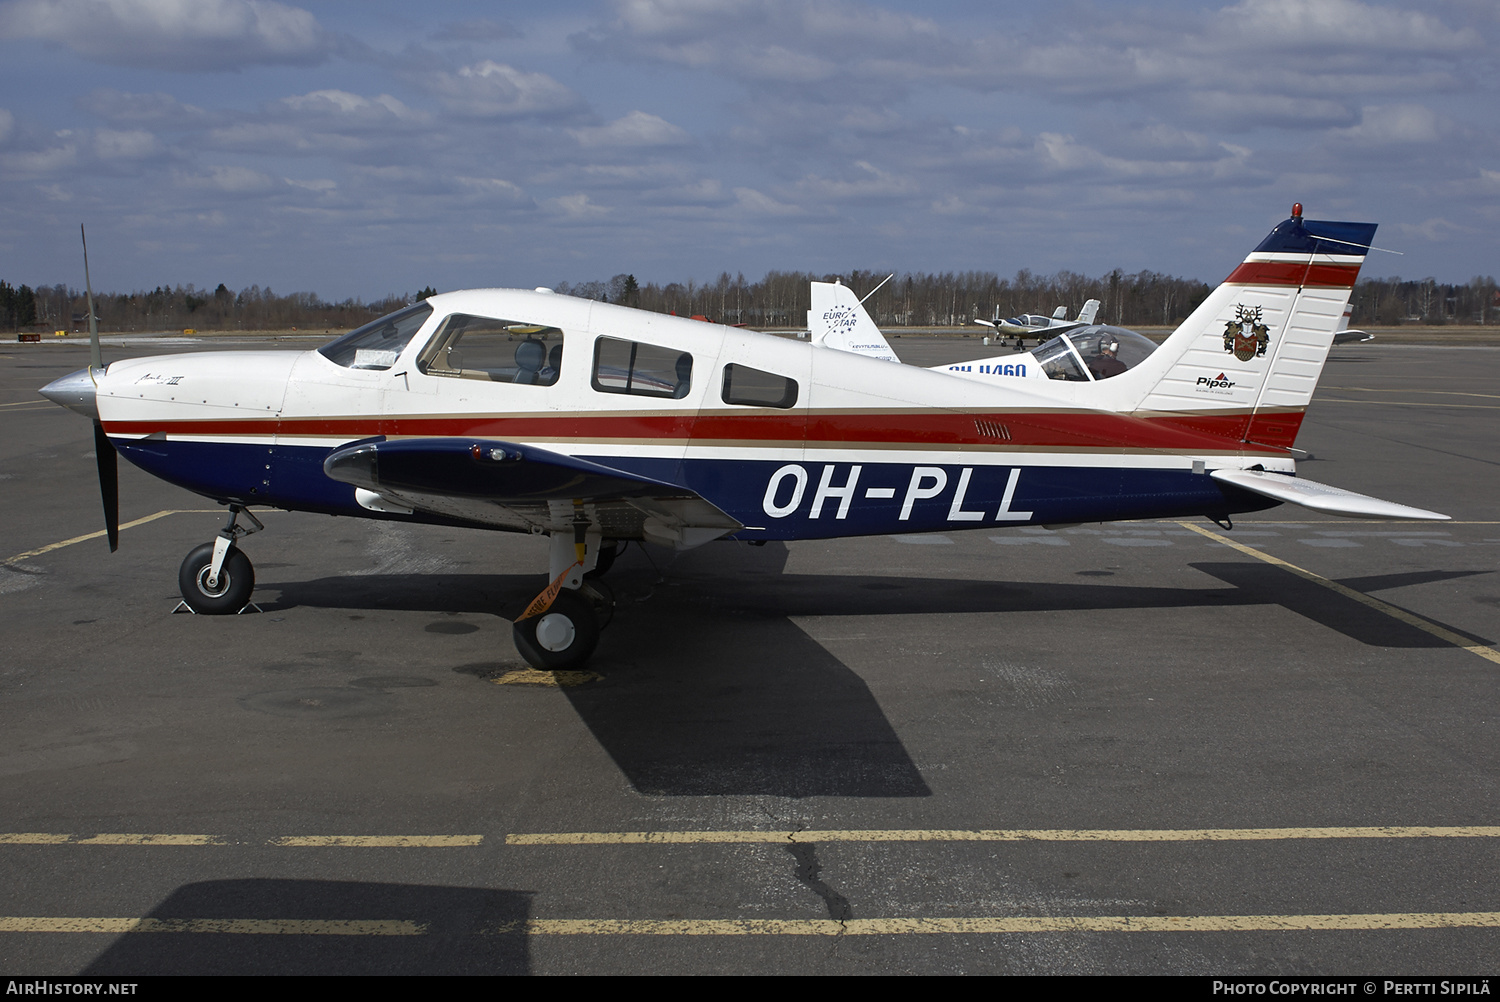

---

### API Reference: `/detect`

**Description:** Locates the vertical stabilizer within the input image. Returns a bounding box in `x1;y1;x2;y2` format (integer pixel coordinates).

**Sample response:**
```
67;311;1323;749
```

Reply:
808;281;900;362
1128;206;1376;449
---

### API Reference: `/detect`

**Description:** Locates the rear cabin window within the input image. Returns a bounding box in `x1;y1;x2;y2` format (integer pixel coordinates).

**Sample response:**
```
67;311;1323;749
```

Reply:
417;314;563;386
721;363;798;409
592;336;692;399
319;302;433;370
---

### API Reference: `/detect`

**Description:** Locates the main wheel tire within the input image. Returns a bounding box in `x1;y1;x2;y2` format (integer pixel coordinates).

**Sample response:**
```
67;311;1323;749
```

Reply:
178;542;255;615
513;589;599;670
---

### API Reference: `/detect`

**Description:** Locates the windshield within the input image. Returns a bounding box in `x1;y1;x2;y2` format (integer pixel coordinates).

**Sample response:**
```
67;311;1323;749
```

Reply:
1033;334;1089;381
318;302;433;370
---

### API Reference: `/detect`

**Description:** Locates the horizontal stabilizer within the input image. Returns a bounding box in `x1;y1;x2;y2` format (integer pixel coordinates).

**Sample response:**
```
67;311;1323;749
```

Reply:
1211;469;1448;521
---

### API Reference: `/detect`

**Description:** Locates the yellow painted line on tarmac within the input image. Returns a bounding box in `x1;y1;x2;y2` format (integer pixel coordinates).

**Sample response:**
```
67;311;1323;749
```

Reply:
269;835;482;847
0;917;423;935
5;913;1497;937
506;825;1500;845
497;912;1500;936
3;510;178;565
1321;398;1500;410
1322;386;1500;401
1178;521;1500;667
72;833;224;846
490;668;604;687
1221;520;1500;525
3;509;277;566
6;825;1500;847
0;832;479;846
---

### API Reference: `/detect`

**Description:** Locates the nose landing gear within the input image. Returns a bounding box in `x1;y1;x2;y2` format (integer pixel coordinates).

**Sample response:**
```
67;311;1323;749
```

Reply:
177;505;263;614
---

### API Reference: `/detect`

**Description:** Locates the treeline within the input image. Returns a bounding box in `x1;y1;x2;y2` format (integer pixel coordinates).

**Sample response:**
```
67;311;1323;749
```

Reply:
557;269;1218;328
4;271;1496;334
2;282;417;333
561;270;1500;328
1349;276;1498;326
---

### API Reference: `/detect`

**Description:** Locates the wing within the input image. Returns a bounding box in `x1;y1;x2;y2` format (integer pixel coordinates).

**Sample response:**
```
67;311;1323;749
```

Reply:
323;437;742;547
1211;468;1448;521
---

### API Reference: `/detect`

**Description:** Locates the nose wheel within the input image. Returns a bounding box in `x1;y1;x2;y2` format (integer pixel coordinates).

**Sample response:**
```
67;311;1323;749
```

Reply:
178;542;255;614
177;505;262;614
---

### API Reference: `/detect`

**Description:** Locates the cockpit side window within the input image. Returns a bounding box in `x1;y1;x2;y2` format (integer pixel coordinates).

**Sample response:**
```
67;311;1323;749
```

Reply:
592;336;692;399
721;363;798;409
416;315;563;386
318;302;433;370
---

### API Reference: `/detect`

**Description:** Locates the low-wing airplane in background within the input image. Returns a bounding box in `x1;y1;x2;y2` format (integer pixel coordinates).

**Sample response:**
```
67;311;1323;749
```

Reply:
41;204;1445;671
975;299;1101;345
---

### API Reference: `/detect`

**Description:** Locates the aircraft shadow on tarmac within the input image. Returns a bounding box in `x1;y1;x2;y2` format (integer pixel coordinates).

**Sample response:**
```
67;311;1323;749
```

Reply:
82;879;532;975
259;542;1490;800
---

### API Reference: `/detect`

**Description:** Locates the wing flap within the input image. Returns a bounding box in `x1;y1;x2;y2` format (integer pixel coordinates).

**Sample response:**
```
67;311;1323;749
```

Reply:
1211;468;1449;521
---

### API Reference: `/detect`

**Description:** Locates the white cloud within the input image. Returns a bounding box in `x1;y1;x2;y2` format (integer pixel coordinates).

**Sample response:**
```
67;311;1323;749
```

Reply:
548;193;609;219
570;111;690;148
422;61;583;118
208;121;367;154
279;90;424;125
93;128;159;158
0;0;333;70
79;90;209;126
0;108;12;144
1214;0;1480;52
180;164;277;193
0;143;76;174
429;17;517;43
455;176;529;203
1332;104;1445;145
731;187;801;216
284;176;335;193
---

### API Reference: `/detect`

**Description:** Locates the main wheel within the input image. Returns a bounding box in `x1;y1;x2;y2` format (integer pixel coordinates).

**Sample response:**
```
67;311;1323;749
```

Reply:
513;589;599;670
178;542;255;614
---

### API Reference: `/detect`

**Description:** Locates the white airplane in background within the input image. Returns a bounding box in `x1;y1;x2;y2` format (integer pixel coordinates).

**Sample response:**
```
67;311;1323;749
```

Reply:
1333;303;1375;345
41;204;1444;671
975;299;1101;343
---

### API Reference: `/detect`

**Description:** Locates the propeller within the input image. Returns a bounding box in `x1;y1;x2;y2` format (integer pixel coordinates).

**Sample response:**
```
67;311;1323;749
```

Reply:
81;224;118;551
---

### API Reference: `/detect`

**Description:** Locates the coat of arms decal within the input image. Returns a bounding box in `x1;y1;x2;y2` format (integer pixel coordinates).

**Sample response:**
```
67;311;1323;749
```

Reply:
1223;304;1270;362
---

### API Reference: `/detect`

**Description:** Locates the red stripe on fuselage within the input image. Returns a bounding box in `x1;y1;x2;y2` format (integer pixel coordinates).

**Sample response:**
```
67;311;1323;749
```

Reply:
1224;261;1361;288
103;409;1296;454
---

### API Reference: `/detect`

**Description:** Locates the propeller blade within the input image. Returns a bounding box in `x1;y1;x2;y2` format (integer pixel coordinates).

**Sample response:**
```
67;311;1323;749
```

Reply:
81;224;101;372
94;420;118;552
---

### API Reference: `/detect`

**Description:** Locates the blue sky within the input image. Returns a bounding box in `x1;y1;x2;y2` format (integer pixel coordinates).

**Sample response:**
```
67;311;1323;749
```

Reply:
1;0;1495;300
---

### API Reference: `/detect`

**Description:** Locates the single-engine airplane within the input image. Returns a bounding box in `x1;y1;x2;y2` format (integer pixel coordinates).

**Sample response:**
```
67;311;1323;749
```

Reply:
41;204;1445;670
975;298;1101;344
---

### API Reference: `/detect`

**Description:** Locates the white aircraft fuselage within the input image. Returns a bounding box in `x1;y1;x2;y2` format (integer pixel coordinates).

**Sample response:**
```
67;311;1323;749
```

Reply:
40;206;1443;667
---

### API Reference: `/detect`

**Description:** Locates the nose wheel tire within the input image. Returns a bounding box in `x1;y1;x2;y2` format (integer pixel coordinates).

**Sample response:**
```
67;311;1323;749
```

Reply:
178;542;255;614
513;589;599;670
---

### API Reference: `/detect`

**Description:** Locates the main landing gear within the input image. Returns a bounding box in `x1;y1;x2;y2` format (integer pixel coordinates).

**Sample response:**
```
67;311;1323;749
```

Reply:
512;525;616;671
177;505;263;614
